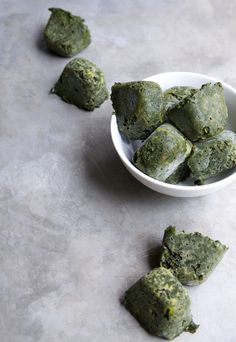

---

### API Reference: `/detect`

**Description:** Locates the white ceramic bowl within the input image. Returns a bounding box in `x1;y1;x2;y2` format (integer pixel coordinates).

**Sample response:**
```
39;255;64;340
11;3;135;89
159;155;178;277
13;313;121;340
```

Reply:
110;72;236;197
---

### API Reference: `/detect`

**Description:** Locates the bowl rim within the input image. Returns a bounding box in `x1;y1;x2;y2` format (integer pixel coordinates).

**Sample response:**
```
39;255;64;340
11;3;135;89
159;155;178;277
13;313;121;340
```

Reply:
110;71;236;192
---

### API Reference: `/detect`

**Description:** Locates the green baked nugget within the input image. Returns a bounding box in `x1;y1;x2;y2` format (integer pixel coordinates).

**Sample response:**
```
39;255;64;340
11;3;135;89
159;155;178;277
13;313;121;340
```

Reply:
187;130;236;184
44;8;91;57
164;86;197;113
168;82;228;142
133;123;192;183
160;226;228;286
111;81;164;140
123;267;198;340
52;57;108;111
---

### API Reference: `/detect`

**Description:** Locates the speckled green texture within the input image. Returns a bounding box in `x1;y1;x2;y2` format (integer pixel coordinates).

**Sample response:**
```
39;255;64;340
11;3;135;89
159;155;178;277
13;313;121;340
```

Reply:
167;82;228;142
133;123;192;183
165;161;190;184
44;8;91;57
52;57;108;111
164;86;197;113
187;130;236;184
123;267;198;340
111;81;164;140
160;226;228;286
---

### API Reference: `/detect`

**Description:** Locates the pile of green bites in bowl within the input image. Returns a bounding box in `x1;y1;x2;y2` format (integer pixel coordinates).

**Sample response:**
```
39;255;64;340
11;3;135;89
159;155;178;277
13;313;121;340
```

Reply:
111;81;236;185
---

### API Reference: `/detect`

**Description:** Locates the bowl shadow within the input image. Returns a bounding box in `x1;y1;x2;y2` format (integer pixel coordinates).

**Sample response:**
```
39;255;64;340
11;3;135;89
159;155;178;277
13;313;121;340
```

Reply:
118;238;163;305
146;240;163;269
81;117;178;204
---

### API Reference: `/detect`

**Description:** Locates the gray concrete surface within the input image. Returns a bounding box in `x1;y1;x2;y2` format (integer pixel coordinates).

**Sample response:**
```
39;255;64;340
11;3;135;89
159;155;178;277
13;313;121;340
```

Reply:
0;0;236;341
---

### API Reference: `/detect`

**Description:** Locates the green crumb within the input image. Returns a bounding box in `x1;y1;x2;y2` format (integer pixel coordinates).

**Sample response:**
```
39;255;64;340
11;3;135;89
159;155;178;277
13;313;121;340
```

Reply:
133;123;192;183
123;267;198;340
52;57;108;111
44;8;91;57
160;226;228;286
187;130;236;184
111;81;164;140
164;86;197;113
167;82;228;142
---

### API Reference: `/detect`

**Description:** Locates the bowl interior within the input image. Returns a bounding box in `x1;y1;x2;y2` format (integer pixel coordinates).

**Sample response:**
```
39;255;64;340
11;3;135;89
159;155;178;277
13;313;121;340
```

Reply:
112;72;236;187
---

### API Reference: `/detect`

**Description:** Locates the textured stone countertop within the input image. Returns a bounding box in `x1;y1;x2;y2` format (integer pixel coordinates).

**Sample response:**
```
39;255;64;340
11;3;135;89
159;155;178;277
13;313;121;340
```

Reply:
1;1;236;341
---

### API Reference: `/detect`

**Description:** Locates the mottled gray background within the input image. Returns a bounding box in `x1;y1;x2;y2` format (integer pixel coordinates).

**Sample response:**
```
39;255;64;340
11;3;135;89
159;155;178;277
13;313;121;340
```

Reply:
0;0;236;341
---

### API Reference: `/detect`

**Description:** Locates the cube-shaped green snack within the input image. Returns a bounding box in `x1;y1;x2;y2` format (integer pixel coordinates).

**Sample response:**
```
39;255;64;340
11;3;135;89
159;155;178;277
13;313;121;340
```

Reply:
44;8;91;57
160;226;228;286
52;57;109;111
123;267;198;340
187;130;236;184
133;123;192;183
168;82;228;142
164;86;197;113
111;81;164;140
